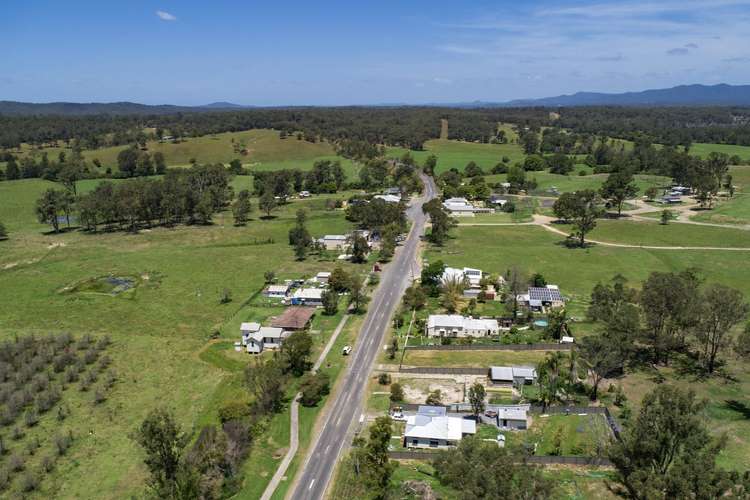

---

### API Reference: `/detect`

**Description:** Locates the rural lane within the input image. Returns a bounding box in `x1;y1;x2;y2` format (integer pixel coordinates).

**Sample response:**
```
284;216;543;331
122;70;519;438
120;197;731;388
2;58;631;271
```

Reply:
288;174;436;500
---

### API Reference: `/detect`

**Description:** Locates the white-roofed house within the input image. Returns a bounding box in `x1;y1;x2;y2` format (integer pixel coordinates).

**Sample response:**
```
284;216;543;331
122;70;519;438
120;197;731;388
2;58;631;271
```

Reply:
318;234;349;251
374;194;401;203
264;283;291;299
491;405;530;430
240;322;261;345
315;271;331;283
245;326;289;354
291;288;324;306
441;267;483;289
426;314;499;338
403;406;476;449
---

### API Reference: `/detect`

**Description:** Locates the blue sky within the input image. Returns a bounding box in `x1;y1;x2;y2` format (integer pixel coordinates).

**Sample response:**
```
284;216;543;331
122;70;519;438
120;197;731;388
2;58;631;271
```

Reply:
3;0;750;105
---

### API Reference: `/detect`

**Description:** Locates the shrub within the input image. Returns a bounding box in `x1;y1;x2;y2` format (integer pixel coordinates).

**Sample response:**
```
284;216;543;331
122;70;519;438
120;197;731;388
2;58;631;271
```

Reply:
377;373;391;385
24;409;39;428
98;355;112;370
54;432;73;456
218;399;252;423
19;471;39;492
300;372;331;407
63;366;79;384
8;453;25;472
53;352;76;373
93;389;107;405
11;426;24;440
390;383;404;402
96;336;111;351
84;348;98;365
41;455;55;473
26;436;40;455
0;467;8;491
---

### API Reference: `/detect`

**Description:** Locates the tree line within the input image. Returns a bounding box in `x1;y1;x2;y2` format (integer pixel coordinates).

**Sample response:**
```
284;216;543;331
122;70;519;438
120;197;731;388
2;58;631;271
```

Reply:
35;164;233;233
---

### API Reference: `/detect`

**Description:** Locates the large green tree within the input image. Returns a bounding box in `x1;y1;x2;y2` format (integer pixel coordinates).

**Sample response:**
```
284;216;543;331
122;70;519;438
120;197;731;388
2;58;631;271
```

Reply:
609;385;736;499
133;407;189;498
694;284;748;373
552;189;604;247
600;170;639;215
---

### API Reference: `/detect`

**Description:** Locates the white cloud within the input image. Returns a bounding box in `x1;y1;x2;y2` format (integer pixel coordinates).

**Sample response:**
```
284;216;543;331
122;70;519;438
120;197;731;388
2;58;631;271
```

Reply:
156;10;177;21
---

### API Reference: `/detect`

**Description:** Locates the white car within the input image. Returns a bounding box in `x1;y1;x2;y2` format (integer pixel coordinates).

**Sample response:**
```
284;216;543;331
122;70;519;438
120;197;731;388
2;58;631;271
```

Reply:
342;345;352;355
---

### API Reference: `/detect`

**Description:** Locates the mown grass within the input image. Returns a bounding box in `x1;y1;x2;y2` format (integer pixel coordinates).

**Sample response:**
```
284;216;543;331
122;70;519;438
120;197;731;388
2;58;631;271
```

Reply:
526;414;612;456
426;225;750;317
588;219;750;248
689;143;750;161
484;172;671;196
387;139;525;175
16;129;347;171
0;177;370;497
400;349;549;368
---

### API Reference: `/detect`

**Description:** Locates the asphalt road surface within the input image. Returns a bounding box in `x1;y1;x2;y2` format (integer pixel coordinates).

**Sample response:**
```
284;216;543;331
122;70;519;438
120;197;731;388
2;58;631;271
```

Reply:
290;175;436;500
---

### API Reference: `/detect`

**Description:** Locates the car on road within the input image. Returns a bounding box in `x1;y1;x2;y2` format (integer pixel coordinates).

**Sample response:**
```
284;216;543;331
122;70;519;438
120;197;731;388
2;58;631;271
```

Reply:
342;345;352;355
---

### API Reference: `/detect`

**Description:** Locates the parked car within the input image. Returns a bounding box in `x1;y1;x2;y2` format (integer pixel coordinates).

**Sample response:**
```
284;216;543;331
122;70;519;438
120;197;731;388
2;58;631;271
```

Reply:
342;345;352;355
485;410;498;418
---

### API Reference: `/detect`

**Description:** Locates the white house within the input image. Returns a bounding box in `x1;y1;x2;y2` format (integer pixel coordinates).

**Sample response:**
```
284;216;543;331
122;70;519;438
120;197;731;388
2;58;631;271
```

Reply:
291;288;324;306
441;267;483;288
489;366;538;386
374;194;401;203
443;197;481;216
318;235;348;251
426;315;499;338
245;326;288;354
315;271;331;284
403;406;476;449
240;322;261;345
264;284;291;299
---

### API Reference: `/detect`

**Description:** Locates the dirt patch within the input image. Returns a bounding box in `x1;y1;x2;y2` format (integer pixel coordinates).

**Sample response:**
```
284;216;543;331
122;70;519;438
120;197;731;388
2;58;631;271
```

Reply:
399;377;468;404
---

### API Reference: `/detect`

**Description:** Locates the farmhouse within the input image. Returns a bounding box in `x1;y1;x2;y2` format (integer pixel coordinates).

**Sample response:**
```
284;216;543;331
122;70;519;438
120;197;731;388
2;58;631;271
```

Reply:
318;234;348;251
291;288;325;306
264;283;291;298
488;194;509;207
489;366;538;386
442;197;492;216
374;194;401;203
441;266;483;288
270;306;315;330
245;326;288;354
315;271;331;283
426;314;499;338
403;406;476;449
240;322;261;345
519;285;564;311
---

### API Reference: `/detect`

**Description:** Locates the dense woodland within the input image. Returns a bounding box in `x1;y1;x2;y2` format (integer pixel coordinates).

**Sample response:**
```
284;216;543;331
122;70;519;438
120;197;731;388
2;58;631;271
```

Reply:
5;106;750;154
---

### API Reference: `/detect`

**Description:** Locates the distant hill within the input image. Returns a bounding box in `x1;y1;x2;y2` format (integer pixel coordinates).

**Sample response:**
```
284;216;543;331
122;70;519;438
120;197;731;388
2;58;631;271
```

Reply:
0;101;202;116
499;84;750;107
200;101;249;109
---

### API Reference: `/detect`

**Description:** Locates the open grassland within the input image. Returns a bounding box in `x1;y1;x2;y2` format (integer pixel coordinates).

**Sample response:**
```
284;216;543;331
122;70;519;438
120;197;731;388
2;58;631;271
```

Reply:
0;178;369;497
690;166;750;225
485;171;671;196
526;414;612;456
587;219;750;248
689;143;750;161
388;139;526;174
425;225;750;318
16;129;359;177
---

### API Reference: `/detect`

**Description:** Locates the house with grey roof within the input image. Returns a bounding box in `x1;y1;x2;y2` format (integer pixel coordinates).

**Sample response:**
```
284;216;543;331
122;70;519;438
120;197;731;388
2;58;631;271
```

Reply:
403;406;476;449
489;366;538;386
426;314;499;338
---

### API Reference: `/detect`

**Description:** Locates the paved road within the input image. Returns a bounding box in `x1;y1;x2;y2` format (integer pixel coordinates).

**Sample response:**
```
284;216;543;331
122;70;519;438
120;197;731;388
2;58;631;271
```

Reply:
289;175;436;500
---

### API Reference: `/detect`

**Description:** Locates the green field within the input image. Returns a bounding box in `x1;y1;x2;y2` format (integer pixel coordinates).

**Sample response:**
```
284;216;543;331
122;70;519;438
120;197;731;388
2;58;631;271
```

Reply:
0;177;369;497
400;349;549;368
588;219;750;248
16;129;360;178
689;143;750;161
690;195;750;225
484;171;671;196
387;138;525;174
526;414;612;456
426;225;750;317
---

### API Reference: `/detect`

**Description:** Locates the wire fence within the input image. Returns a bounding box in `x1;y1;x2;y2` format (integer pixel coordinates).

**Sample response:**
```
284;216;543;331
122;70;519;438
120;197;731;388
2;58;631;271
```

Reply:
405;343;573;351
387;450;612;466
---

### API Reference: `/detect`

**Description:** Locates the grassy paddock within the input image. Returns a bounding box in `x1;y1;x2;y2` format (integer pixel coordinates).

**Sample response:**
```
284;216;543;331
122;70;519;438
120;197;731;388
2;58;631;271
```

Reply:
588;219;750;248
387;139;525;174
0;178;370;497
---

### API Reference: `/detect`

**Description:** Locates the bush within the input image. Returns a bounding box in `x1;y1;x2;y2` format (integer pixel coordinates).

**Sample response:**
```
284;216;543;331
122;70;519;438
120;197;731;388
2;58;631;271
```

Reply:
377;373;391;385
54;432;73;456
19;471;39;492
218;399;251;423
84;348;98;365
24;409;39;428
8;453;25;472
41;455;55;473
11;426;24;441
300;372;331;407
390;383;404;402
63;366;79;384
94;389;107;405
26;436;40;455
0;467;8;491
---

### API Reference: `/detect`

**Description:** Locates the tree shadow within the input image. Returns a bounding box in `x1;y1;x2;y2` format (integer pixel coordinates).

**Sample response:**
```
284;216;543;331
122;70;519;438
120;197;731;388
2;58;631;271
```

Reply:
724;400;750;419
259;215;278;221
41;226;79;236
